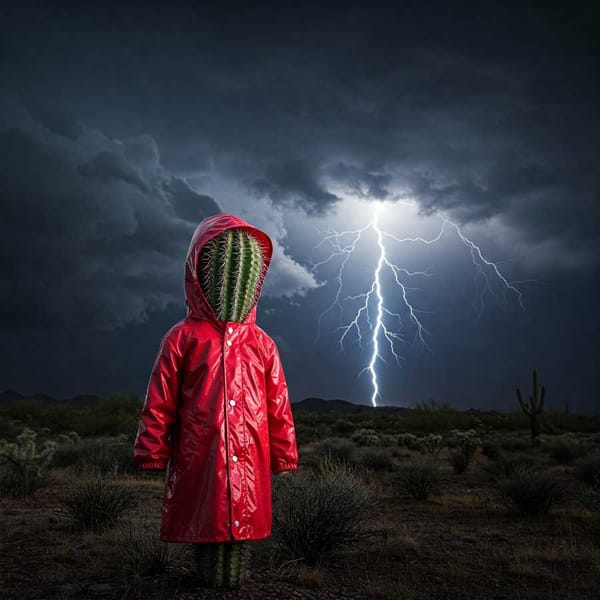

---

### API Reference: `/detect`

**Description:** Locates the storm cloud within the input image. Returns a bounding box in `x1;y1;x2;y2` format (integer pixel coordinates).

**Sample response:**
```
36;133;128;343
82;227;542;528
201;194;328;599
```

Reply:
0;1;598;409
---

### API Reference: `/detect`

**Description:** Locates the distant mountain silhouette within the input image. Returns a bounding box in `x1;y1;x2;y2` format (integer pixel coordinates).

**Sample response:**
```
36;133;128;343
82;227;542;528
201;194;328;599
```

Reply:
0;389;104;407
0;389;408;412
291;397;407;413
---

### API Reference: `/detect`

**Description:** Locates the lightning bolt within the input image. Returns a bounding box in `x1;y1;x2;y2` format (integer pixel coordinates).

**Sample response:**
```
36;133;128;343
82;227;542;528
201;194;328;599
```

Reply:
310;200;533;407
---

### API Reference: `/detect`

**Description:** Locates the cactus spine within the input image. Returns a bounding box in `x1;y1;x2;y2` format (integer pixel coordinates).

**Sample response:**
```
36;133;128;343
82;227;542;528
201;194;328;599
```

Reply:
516;369;545;447
198;228;265;322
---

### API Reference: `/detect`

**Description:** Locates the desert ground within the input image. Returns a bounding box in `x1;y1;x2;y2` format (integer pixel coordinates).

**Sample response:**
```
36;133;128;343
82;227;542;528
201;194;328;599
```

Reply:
1;395;599;599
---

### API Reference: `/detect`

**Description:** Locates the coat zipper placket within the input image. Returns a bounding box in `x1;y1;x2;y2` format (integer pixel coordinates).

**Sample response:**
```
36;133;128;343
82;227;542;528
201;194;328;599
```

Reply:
222;326;234;541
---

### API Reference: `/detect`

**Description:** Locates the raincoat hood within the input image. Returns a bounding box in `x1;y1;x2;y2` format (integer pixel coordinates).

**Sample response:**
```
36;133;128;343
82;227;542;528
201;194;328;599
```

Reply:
184;213;274;327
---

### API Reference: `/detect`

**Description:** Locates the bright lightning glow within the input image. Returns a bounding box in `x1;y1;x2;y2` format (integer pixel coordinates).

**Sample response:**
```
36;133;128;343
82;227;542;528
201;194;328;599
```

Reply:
310;200;534;407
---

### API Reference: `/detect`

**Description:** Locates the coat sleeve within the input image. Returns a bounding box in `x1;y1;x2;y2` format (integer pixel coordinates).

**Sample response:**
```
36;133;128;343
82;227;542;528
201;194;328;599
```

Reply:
133;325;185;470
263;335;299;474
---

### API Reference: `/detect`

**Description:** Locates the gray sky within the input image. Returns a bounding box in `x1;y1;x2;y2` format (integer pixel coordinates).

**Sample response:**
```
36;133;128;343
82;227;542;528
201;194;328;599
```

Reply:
1;1;598;411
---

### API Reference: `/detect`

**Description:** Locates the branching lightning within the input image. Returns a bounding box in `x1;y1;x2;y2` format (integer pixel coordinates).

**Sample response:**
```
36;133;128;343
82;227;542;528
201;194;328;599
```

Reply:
310;200;533;407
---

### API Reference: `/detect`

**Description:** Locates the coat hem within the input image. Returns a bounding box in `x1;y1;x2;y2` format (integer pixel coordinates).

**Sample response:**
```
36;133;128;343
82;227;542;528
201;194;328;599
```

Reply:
159;531;272;543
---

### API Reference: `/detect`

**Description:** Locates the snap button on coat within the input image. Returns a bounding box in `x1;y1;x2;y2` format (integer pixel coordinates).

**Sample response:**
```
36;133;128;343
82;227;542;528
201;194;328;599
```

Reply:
133;213;299;543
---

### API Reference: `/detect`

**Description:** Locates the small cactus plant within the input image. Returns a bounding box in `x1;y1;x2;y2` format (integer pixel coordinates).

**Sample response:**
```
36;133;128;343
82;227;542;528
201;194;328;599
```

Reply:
421;433;443;456
448;429;481;473
351;428;380;447
0;427;57;497
516;369;545;447
397;433;419;450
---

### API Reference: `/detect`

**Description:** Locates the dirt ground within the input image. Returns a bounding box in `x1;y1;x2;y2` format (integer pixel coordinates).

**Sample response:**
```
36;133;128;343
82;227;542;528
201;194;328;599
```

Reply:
1;443;599;600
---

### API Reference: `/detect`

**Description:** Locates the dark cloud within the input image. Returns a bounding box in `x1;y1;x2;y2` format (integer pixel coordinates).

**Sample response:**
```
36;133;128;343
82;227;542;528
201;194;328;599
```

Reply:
253;159;340;214
325;163;392;200
0;1;598;409
0;113;220;330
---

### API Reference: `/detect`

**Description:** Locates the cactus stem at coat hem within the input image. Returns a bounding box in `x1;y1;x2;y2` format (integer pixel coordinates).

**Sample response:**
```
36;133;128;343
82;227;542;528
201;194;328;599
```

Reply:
192;541;250;588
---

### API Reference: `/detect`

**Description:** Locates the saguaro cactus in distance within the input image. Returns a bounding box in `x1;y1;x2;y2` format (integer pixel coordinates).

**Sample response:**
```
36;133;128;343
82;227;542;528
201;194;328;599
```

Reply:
516;369;545;447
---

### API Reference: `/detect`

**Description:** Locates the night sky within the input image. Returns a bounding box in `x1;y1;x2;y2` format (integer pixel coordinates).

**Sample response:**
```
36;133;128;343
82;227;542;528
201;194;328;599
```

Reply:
1;1;598;411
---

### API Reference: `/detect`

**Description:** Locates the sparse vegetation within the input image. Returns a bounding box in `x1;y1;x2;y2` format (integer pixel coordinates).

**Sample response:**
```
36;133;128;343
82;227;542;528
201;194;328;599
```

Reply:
57;470;138;533
421;433;443;456
576;452;600;486
0;427;57;497
271;456;377;566
351;428;380;447
483;453;536;481
315;437;356;465
397;432;422;450
396;455;442;500
109;520;175;577
497;466;563;515
2;396;600;599
359;448;395;472
549;434;589;464
448;429;480;474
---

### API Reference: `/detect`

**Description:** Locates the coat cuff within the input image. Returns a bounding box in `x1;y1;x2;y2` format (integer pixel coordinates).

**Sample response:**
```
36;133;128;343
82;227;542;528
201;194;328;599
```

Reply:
136;460;167;470
272;460;298;474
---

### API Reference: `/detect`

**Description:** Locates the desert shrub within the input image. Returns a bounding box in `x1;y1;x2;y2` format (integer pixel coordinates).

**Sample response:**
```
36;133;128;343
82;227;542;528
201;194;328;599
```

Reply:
497;466;563;515
580;474;600;542
293;423;314;446
448;429;480;474
421;433;443;456
316;437;355;465
549;434;589;464
483;453;536;481
58;470;138;533
481;442;501;460
499;437;531;452
397;433;419;450
576;453;600;486
271;456;376;566
314;423;330;439
51;431;84;468
352;428;380;447
58;435;137;476
379;433;398;447
110;520;174;576
0;427;57;497
448;451;470;474
359;448;395;472
390;446;409;458
396;456;441;500
331;419;354;436
445;435;459;449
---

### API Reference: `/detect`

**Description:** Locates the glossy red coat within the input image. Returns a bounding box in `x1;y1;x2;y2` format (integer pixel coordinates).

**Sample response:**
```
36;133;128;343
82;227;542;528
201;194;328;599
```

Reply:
133;213;299;543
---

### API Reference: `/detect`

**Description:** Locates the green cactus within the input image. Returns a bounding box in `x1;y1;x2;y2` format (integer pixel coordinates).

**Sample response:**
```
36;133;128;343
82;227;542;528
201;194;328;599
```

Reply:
397;433;419;450
516;369;545;447
0;427;57;497
193;541;250;588
448;429;481;473
421;433;443;456
198;228;266;322
351;428;380;447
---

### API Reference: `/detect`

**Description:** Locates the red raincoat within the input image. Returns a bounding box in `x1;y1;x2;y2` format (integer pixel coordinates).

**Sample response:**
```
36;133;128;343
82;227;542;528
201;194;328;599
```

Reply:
133;213;299;543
